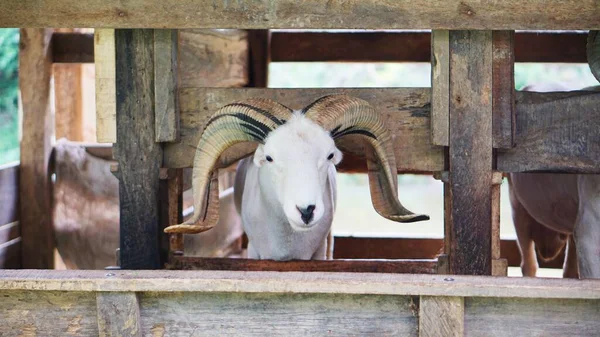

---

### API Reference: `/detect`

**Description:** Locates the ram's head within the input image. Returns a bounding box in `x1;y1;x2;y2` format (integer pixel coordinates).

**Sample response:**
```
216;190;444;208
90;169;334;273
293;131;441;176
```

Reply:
164;94;429;234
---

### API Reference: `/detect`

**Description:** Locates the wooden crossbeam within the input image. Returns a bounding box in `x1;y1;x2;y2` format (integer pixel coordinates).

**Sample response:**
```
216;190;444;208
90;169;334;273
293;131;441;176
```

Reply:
2;1;599;29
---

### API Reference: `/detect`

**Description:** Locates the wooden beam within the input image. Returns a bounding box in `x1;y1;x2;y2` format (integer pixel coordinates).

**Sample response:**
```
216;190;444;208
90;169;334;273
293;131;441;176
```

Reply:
0;163;19;226
53;31;591;64
96;292;142;337
165;88;443;173
2;270;600;299
51;32;94;63
95;29;117;143
498;91;600;173
19;28;55;269
492;30;516;149
154;29;179;142
419;296;464;337
430;30;450;146
247;30;270;88
114;29;162;269
168;257;438;274
448;31;493;275
1;1;599;29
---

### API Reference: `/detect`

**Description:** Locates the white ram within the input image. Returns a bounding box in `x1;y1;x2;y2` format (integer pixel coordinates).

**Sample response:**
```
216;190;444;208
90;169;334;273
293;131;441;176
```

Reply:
165;95;429;260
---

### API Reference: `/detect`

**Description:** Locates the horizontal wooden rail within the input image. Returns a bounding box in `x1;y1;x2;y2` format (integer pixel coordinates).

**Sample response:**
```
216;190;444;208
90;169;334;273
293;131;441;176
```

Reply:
168;257;438;274
1;1;599;29
53;31;590;64
0;162;19;226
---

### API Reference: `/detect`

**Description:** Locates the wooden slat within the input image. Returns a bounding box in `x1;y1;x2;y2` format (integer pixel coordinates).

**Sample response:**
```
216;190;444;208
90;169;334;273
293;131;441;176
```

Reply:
0;162;19;225
0;290;99;336
448;31;493;275
154;29;179;142
247;30;271;88
96;292;142;337
19;28;55;269
95;29;117;143
1;1;599;29
2;270;600;299
0;221;20;245
431;30;449;146
168;257;438;274
419;296;464;337
114;29;162;269
465;297;600;337
164;88;443;173
492;31;516;149
498;91;600;173
52;31;590;64
51;32;94;63
140;292;418;336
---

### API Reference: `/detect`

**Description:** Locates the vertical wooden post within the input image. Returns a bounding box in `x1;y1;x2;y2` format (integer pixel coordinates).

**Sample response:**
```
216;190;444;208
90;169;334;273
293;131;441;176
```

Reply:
114;29;162;269
19;28;55;269
448;31;493;275
492;31;515;149
154;29;179;143
419;296;464;337
96;292;142;337
94;29;117;143
431;30;450;146
247;30;270;88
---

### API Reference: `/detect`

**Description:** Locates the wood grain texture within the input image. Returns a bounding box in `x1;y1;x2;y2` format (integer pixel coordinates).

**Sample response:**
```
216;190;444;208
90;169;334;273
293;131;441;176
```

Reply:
0;290;98;336
52;32;94;63
419;296;464;337
492;30;515;149
168;257;438;274
247;30;270;87
448;31;493;275
2;270;600;299
491;172;503;261
96;292;142;337
464;297;600;337
498;91;600;173
19;28;55;269
140;292;418;337
167;169;184;255
164;88;443;173
431;30;449;146
1;1;599;29
179;29;248;88
154;29;179;142
114;29;162;269
0;163;19;225
95;29;117;143
54;63;84;141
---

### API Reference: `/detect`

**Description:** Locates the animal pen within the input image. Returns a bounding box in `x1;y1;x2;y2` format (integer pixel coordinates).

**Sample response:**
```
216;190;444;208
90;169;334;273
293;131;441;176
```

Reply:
1;1;600;336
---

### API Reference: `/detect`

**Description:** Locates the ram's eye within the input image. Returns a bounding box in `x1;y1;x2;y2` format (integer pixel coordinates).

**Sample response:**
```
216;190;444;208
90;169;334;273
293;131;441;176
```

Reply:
266;155;273;162
327;153;334;160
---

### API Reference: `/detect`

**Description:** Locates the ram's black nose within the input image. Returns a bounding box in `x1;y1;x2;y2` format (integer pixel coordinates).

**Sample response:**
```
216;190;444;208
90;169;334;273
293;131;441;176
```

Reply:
296;205;315;224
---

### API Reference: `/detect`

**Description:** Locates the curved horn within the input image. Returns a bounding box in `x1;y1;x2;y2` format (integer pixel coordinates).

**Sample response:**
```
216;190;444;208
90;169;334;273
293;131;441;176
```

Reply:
303;94;429;223
164;98;293;234
588;30;600;82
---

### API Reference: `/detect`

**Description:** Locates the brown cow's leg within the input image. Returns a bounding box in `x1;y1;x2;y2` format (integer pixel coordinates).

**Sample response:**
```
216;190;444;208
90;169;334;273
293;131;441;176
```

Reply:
509;179;538;277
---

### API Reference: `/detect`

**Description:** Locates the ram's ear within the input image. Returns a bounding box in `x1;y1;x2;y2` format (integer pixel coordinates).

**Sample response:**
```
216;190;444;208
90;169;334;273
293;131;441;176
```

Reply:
253;144;266;167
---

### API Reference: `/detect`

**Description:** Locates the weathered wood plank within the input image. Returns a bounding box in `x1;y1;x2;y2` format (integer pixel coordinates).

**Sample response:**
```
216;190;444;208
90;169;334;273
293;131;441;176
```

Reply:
52;32;94;63
0;162;19;226
431;30;449;146
96;292;142;337
154;29;179;142
164;88;443;173
114;29;162;269
419;296;464;337
448;31;493;275
179;29;249;88
168;257;438;274
1;1;599;29
19;28;55;269
464;297;600;337
140;292;418;336
0;291;99;336
498;91;600;173
2;270;600;299
95;29;117;143
54;63;84;141
492;30;515;149
248;30;271;88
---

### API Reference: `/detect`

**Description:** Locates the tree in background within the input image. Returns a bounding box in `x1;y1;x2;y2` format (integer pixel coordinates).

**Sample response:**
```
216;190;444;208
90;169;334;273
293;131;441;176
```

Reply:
0;28;19;164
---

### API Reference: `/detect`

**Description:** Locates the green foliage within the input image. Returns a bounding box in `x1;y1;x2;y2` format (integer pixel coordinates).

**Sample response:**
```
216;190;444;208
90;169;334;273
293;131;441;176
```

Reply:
0;28;19;165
